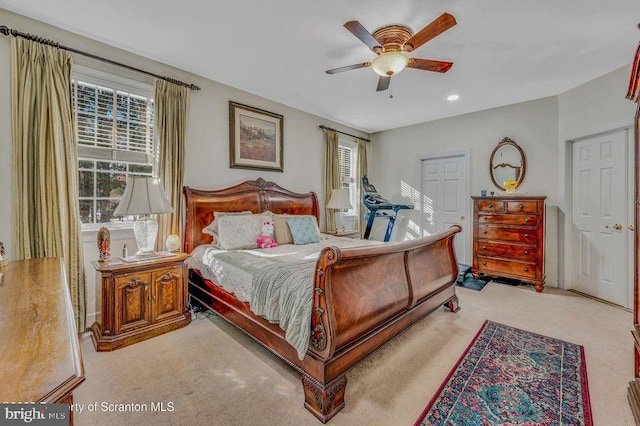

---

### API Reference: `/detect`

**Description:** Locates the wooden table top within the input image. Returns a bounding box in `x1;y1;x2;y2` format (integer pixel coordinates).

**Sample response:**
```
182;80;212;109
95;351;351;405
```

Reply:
91;252;189;272
0;258;85;402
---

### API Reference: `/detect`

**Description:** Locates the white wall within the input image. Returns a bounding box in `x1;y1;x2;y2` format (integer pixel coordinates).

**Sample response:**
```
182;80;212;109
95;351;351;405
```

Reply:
0;8;369;325
370;96;560;203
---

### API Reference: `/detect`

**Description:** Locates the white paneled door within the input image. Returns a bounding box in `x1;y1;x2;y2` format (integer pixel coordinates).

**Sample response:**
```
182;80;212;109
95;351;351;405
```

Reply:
571;129;629;307
421;153;469;265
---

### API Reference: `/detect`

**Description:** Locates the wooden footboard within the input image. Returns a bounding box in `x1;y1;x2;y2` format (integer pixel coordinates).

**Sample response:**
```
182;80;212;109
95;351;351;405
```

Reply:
184;180;461;423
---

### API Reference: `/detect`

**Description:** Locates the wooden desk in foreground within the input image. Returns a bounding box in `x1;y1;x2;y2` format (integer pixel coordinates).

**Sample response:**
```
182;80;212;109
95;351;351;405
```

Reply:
0;258;85;415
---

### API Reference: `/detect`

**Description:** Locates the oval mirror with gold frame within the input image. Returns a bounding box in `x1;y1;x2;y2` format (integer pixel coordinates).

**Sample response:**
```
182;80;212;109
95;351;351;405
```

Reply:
490;137;526;190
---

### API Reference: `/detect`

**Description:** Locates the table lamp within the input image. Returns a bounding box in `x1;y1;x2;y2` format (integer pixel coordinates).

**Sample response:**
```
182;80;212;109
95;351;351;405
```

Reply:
114;177;173;256
326;188;353;233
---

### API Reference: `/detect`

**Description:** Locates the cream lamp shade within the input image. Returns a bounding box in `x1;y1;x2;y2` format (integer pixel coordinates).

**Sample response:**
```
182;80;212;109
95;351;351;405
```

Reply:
326;188;353;210
114;177;173;256
326;189;353;233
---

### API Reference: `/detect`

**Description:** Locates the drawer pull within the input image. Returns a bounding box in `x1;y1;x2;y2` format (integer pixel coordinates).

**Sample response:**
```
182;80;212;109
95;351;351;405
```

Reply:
482;246;487;250
488;205;494;209
524;218;529;223
524;250;529;255
524;234;529;238
482;261;487;266
519;204;524;209
483;230;488;234
524;267;529;272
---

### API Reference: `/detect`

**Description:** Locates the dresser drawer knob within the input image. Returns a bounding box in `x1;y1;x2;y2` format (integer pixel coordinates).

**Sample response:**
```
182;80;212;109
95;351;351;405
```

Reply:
482;261;487;266
524;250;529;255
519;204;524;209
488;205;494;209
483;230;488;234
524;234;529;238
524;267;529;272
524;218;529;223
482;246;487;250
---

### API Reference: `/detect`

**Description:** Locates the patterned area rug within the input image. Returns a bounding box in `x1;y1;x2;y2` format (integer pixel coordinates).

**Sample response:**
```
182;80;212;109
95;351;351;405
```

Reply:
415;321;593;425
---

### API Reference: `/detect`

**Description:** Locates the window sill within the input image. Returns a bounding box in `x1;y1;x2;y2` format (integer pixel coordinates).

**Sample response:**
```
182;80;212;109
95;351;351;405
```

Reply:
81;223;135;243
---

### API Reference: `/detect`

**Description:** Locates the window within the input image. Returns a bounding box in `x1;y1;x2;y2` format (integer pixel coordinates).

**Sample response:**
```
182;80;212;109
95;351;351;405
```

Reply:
73;67;155;225
338;140;358;216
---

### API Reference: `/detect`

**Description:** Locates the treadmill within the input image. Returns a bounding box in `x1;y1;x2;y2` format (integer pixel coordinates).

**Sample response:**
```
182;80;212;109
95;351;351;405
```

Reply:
361;176;413;242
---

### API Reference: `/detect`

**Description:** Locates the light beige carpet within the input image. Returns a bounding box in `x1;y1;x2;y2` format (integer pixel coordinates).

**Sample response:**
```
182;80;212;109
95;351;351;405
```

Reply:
74;282;634;425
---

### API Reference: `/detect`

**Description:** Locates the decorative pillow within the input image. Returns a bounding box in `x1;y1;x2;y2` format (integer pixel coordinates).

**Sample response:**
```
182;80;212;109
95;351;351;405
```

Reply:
274;214;324;244
273;215;294;244
286;217;320;245
217;213;272;250
202;211;253;242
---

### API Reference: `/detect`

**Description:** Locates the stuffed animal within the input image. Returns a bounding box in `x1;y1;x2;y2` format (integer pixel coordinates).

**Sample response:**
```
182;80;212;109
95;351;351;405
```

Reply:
256;220;278;249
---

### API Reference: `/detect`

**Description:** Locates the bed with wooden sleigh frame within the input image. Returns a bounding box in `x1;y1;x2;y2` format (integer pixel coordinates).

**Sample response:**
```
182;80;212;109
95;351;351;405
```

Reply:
183;178;461;423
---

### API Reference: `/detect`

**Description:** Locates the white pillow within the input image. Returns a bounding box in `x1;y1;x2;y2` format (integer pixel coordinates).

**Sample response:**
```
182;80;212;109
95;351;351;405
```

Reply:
202;211;253;242
217;213;273;250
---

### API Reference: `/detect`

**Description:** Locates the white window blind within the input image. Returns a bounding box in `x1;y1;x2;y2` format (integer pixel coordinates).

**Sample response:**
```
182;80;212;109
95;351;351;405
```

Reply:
338;142;358;216
73;67;155;165
73;67;156;225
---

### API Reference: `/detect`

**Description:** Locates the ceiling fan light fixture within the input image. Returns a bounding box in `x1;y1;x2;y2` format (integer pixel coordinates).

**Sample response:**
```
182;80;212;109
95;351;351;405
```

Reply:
371;51;409;77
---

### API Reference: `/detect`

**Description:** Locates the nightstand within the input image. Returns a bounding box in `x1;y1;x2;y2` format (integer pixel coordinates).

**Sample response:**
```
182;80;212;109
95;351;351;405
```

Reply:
90;252;191;351
325;230;361;239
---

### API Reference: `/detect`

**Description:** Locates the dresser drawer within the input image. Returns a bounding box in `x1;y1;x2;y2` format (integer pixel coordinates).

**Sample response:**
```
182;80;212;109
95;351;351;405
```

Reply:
477;214;538;226
477;225;538;244
475;200;505;212
507;201;539;213
476;257;536;279
476;241;536;261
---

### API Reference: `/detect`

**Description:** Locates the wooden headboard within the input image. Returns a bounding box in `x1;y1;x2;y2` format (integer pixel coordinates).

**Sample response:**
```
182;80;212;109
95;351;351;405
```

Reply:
183;178;320;253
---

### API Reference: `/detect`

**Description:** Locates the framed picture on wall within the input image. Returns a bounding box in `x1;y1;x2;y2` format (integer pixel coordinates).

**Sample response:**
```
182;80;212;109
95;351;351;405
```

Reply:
229;101;284;172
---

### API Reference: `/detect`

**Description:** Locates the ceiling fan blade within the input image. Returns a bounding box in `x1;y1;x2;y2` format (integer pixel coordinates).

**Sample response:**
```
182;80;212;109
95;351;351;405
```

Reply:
404;13;457;52
407;58;453;73
326;62;371;74
376;76;391;91
344;21;381;52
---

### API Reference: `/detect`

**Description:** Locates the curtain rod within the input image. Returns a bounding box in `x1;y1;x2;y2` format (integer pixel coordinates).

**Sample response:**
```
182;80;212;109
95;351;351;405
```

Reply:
0;25;201;91
319;125;370;143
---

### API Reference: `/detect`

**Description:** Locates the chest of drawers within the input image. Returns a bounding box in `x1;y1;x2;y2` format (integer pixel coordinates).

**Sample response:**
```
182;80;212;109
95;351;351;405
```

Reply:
472;196;546;292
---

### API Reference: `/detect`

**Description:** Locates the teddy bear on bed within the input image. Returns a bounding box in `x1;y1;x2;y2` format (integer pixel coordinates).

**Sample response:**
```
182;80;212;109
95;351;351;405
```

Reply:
256;220;278;249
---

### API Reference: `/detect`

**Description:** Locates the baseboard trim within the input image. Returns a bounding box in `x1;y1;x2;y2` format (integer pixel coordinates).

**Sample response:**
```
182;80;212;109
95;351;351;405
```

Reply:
567;289;632;312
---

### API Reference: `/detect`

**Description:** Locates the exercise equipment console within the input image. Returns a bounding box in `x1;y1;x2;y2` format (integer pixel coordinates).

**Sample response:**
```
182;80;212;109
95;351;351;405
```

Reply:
361;176;413;241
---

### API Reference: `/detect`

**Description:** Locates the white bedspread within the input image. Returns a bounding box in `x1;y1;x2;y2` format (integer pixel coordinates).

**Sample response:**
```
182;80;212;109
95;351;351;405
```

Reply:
188;236;379;358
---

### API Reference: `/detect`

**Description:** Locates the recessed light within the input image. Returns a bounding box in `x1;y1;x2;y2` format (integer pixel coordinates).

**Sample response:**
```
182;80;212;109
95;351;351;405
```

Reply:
447;94;459;101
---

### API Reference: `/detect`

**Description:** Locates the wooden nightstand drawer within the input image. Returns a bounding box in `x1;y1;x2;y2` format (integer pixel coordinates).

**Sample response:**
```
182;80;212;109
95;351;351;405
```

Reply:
477;257;537;279
475;200;505;212
477;225;538;244
478;214;538;226
507;200;539;213
476;241;536;261
114;272;152;334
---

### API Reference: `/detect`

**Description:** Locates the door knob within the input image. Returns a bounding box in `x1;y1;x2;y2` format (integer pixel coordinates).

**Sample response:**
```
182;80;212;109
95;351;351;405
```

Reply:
629;225;635;231
605;224;623;230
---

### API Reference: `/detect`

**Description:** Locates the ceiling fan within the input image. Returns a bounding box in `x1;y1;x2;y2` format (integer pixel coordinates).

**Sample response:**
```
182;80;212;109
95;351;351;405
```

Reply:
326;13;457;92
